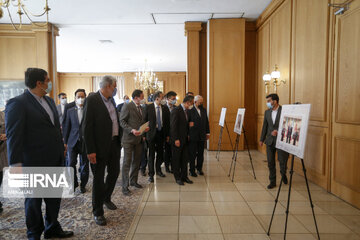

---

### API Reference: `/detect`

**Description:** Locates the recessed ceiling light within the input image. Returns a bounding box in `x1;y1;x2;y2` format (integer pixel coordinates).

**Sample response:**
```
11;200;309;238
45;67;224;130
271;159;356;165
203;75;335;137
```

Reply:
99;40;113;44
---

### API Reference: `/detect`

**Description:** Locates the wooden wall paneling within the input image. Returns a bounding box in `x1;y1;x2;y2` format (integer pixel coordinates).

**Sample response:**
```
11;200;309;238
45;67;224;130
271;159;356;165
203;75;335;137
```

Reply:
245;22;258;149
292;0;330;122
269;0;291;105
331;0;360;208
199;23;208;107
207;19;245;151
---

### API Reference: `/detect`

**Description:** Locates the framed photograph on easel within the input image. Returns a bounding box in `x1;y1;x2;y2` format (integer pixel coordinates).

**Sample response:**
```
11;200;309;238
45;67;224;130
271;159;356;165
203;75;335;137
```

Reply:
275;104;311;159
233;108;245;135
219;107;227;127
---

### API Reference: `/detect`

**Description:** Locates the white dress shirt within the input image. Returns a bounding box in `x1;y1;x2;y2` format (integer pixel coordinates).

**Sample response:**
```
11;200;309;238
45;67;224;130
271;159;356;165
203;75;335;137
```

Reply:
271;109;278;125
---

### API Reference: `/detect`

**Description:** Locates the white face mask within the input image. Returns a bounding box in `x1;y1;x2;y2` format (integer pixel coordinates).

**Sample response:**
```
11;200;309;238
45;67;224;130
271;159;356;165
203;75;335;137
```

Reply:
160;99;167;105
60;98;67;105
188;105;194;110
76;97;85;106
140;99;146;105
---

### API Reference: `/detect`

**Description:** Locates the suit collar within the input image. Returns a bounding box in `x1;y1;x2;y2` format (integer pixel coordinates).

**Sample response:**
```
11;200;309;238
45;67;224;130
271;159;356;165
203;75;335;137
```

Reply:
25;90;56;126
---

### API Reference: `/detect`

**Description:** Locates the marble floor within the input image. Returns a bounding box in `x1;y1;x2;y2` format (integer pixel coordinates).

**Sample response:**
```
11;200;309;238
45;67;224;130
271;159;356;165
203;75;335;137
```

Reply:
126;150;360;240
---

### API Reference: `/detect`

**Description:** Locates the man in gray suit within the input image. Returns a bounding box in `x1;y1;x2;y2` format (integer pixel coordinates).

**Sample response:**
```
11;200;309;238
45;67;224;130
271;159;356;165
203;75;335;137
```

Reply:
260;93;289;189
56;92;67;125
120;89;149;196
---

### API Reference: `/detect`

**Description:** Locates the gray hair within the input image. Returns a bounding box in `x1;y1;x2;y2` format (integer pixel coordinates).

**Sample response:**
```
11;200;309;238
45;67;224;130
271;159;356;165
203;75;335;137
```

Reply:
194;95;203;102
99;75;117;89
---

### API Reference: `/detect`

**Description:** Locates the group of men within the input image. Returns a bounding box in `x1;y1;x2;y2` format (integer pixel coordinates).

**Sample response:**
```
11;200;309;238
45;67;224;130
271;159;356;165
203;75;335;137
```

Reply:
4;68;210;239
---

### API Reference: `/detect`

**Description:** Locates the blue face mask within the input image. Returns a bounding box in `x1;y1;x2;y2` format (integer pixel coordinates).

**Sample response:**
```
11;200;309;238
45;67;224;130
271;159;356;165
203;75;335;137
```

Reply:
112;87;117;97
266;102;273;109
125;99;130;104
43;81;52;94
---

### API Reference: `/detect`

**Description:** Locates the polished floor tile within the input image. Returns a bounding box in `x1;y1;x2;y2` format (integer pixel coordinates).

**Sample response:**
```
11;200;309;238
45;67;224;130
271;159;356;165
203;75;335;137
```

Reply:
218;216;265;234
179;216;222;233
148;191;180;202
181;191;213;202
210;191;244;202
136;216;179;233
142;202;179;216
179;233;225;240
180;202;216;216
256;215;310;234
213;201;253;215
295;215;352;233
132;233;178;240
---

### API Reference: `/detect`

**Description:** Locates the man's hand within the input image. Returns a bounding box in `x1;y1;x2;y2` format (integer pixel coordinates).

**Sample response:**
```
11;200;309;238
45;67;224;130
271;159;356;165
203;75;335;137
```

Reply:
206;134;210;140
175;140;180;147
88;153;97;164
144;127;150;133
259;141;263;147
166;136;170;142
0;134;7;141
131;129;141;136
189;122;194;127
271;130;278;136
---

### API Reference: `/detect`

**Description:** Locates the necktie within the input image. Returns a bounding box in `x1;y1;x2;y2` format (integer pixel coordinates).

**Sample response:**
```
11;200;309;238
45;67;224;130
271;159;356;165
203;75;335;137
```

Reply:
137;105;142;116
157;106;162;131
184;109;188;121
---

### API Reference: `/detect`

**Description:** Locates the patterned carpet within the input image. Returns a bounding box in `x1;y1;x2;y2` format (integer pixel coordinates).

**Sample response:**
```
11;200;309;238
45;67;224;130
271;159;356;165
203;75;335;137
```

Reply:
0;163;150;240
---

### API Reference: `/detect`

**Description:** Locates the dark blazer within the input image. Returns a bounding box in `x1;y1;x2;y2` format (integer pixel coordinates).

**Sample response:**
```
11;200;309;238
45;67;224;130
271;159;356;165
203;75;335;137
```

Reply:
120;101;145;145
5;90;65;167
82;92;121;158
145;103;170;141
170;105;189;147
188;106;210;142
260;106;282;147
116;102;125;113
62;101;75;126
63;106;83;149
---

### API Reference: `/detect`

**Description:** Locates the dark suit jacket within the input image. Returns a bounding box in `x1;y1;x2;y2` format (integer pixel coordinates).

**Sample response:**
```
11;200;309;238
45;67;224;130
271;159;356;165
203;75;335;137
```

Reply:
62;101;75;127
82;92;121;158
170;105;189;147
145;103;170;141
5;90;65;167
260;106;282;147
116;103;125;113
120;101;145;145
188;106;210;142
63;106;83;149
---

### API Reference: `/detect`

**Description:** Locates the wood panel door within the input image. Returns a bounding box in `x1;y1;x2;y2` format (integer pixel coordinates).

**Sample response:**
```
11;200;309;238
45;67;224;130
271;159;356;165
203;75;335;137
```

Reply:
331;0;360;208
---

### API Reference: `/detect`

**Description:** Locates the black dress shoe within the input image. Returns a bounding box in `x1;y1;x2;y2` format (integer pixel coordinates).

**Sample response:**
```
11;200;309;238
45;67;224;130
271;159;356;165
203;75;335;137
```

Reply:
122;188;131;196
131;182;143;188
189;171;198;177
157;172;166;177
197;170;204;175
183;178;193;184
94;215;107;226
149;176;154;183
104;200;117;210
267;183;276;189
176;180;184;185
80;186;86;193
44;229;74;239
282;175;288;185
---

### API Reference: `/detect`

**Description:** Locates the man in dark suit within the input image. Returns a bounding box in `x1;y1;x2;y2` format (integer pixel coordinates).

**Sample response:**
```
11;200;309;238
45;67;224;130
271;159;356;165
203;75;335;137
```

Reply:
188;95;210;177
120;89;149;195
164;91;177;173
170;95;194;185
260;93;289;189
82;75;122;226
63;89;89;193
145;91;170;182
286;125;293;143
116;95;130;113
56;93;67;125
5;68;73;240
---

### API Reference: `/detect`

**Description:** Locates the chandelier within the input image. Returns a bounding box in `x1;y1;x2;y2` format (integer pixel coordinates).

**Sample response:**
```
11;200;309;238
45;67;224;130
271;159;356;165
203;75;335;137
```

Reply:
134;60;161;95
0;0;50;30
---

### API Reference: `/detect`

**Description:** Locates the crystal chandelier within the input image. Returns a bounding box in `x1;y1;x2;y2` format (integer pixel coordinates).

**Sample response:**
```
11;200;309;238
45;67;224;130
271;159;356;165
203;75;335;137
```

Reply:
134;59;160;95
0;0;51;30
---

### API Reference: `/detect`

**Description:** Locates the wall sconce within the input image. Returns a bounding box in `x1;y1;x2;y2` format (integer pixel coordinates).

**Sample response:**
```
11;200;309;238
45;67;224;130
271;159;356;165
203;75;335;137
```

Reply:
263;64;286;93
262;71;271;94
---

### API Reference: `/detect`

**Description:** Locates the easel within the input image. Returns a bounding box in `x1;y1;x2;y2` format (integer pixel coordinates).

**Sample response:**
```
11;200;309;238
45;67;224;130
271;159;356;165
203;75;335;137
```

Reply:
267;154;320;240
228;126;256;181
216;120;233;162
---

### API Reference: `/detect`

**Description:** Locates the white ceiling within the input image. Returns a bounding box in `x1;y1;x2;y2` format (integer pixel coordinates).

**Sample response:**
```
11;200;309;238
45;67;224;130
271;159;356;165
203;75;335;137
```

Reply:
0;0;271;72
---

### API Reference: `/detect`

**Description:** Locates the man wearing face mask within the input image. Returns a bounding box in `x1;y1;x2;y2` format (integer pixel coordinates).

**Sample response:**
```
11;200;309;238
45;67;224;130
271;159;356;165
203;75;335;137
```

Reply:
144;91;170;182
63;89;89;194
5;68;73;239
164;91;177;173
116;95;130;113
170;95;194;185
56;93;67;125
120;89;150;196
260;93;289;189
82;76;122;226
188;95;210;177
